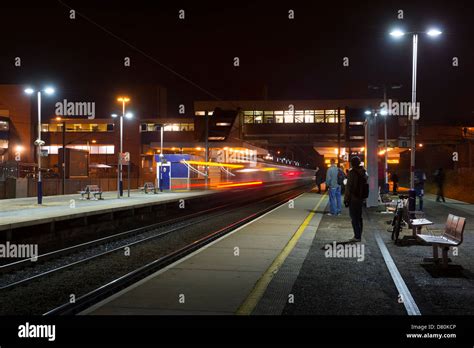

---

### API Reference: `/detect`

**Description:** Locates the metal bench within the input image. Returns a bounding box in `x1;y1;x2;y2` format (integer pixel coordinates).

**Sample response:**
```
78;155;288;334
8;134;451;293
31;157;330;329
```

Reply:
140;182;157;194
79;185;103;200
416;214;466;268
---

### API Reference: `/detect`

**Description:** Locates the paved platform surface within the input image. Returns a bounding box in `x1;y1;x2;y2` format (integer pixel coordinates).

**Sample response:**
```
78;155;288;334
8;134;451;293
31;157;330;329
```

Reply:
0;190;212;231
83;191;474;316
84;191;328;315
276;193;474;315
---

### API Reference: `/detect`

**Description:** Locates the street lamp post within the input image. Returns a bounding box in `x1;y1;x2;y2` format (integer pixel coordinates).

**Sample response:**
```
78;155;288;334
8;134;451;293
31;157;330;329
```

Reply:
369;84;402;193
25;86;55;205
390;27;442;208
114;97;131;198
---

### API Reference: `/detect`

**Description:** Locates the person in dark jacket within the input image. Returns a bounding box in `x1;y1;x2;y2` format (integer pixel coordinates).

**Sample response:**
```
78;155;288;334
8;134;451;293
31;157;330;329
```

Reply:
314;166;323;194
343;156;367;242
414;169;427;211
434;168;446;202
391;172;399;194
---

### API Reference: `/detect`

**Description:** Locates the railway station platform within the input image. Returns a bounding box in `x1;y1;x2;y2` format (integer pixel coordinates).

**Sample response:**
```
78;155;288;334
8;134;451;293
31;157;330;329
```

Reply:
84;192;474;316
0;190;213;233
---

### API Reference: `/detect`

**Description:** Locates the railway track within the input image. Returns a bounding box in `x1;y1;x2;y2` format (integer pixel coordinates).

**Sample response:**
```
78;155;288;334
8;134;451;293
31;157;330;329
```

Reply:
0;184;310;315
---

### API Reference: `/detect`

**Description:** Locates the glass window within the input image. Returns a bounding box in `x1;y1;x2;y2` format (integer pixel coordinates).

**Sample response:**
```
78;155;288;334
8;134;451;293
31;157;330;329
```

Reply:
244;111;254;116
264;111;273;115
275;115;284;123
304;115;314;123
254;115;263;123
195;111;205;116
295;110;304;123
41;124;49;132
244;116;254;124
304;110;314;115
284;111;294;123
207;111;213;116
264;115;274;123
0;120;9;131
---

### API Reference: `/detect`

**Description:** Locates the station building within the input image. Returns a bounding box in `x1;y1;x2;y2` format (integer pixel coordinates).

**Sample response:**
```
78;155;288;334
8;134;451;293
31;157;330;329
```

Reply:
1;84;472;198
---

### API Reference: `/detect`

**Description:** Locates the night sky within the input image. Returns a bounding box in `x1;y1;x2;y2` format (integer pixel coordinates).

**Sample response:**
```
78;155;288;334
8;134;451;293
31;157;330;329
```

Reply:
1;0;473;123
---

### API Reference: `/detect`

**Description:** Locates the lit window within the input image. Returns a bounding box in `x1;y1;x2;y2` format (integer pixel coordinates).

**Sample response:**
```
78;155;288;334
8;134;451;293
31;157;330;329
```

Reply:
305;115;314;123
0;120;9;131
264;115;274;123
216;122;231;126
195;111;206;116
244;111;254;116
208;136;225;140
255;115;263;123
164;124;180;131
284;111;294;123
244;116;254;124
275;115;284;123
207;111;213;116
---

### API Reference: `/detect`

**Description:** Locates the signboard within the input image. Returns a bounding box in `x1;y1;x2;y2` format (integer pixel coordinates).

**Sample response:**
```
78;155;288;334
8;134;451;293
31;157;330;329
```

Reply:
40;149;49;157
120;152;130;165
398;139;411;148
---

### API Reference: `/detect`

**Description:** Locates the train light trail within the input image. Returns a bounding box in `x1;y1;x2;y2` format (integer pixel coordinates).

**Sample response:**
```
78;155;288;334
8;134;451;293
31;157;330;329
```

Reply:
182;160;244;169
216;181;263;188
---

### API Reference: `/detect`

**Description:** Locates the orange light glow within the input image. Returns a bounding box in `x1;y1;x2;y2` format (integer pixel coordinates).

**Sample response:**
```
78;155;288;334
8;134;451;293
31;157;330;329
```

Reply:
216;181;263;188
55;116;62;121
117;97;130;103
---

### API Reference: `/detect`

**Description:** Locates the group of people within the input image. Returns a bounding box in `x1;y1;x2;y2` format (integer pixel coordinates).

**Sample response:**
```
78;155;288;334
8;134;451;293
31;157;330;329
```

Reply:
314;159;448;243
389;168;446;211
315;157;368;243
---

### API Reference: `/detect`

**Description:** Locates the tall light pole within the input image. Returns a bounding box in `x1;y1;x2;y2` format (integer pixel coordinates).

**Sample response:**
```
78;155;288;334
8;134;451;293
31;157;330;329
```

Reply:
25;86;55;204
113;96;131;198
390;28;442;203
369;84;402;192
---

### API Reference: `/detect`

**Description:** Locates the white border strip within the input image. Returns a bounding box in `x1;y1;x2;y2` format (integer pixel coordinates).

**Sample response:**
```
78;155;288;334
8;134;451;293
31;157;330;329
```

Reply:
374;231;421;315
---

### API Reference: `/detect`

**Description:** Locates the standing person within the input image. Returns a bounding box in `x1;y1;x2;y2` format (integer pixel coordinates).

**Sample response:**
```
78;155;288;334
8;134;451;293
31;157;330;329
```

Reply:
339;165;347;195
391;172;399;194
434;167;446;202
344;156;368;242
414;169;427;211
314;166;322;194
326;159;342;216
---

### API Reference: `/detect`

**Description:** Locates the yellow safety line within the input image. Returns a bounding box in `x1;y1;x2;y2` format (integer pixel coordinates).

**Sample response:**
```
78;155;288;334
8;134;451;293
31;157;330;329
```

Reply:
236;192;327;315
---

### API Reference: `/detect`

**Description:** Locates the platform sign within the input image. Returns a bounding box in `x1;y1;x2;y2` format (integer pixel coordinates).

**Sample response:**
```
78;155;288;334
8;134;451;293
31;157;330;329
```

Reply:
120;152;130;165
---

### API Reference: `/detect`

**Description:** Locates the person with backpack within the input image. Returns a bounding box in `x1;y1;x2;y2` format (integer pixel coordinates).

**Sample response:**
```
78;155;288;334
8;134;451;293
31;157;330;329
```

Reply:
325;158;342;216
339;165;347;195
343;156;369;242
